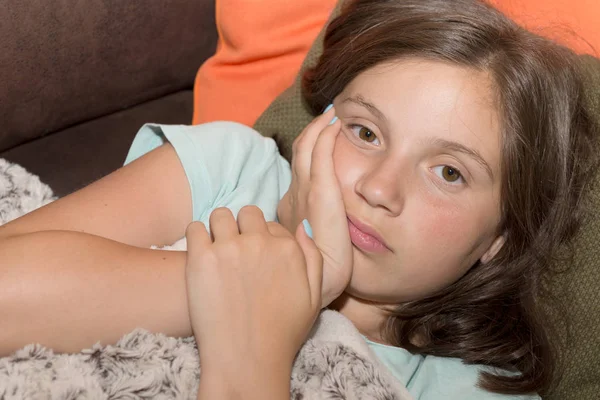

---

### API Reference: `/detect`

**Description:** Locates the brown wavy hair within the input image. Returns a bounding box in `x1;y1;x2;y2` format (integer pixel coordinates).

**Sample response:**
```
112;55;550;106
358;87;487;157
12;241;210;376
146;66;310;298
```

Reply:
302;0;598;396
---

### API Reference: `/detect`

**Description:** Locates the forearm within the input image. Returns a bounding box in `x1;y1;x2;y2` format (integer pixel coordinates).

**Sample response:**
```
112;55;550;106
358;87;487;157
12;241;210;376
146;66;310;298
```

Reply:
0;231;190;356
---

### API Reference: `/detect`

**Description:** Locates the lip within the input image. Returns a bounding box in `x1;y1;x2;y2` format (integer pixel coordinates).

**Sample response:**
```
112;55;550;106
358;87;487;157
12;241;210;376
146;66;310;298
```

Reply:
347;215;391;253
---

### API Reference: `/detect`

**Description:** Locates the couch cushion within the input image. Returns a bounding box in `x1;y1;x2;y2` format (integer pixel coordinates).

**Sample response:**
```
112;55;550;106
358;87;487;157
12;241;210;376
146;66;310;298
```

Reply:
253;0;341;162
0;0;217;153
544;55;600;400
490;0;600;55
0;91;194;198
192;0;337;127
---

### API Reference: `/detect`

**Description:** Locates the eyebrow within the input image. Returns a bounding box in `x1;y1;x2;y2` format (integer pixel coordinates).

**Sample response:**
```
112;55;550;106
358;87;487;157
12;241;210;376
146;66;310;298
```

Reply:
341;95;388;125
430;138;494;180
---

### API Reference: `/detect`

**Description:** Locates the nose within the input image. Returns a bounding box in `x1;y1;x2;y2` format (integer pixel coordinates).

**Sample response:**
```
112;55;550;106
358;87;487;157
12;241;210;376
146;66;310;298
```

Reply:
355;157;405;216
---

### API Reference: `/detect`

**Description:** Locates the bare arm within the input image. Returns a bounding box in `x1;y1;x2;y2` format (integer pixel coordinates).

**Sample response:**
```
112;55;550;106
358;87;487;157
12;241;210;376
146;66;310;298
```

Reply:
0;232;190;356
0;143;192;247
0;144;194;356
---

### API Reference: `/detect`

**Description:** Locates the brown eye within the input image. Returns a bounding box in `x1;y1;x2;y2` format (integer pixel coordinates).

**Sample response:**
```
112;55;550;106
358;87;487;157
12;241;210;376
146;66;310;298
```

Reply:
349;124;381;146
442;166;461;182
358;127;377;143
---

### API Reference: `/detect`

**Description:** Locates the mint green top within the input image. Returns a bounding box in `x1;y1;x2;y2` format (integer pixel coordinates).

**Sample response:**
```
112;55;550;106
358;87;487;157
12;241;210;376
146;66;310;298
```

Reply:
124;122;291;227
125;122;540;400
367;338;540;399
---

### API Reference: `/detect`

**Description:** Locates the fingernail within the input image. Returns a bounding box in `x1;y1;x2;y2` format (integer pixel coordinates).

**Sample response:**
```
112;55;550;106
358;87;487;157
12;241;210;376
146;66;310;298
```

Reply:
328;116;338;125
323;103;334;114
302;219;313;239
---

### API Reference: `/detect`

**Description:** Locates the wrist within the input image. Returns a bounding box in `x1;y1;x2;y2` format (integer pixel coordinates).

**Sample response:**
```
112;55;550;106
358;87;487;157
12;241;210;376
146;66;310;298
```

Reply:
198;355;292;400
197;372;240;400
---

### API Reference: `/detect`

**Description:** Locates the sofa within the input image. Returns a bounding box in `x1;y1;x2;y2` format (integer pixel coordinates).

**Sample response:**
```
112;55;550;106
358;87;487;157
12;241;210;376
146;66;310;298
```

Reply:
0;0;218;198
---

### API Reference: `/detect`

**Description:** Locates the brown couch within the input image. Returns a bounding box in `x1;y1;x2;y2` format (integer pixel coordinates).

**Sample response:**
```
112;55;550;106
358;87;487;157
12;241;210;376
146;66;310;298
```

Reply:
0;0;218;198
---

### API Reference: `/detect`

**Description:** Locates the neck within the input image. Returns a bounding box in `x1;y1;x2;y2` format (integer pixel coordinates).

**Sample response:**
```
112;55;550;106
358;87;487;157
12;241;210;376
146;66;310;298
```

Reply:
329;293;391;344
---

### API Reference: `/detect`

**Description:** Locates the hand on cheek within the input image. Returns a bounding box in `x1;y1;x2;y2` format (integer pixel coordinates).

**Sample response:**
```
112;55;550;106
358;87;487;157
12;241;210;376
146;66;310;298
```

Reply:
290;105;354;308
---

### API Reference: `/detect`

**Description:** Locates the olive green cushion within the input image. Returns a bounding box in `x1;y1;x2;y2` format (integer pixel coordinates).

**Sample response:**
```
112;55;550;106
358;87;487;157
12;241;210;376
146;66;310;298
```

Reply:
253;5;600;398
543;55;600;400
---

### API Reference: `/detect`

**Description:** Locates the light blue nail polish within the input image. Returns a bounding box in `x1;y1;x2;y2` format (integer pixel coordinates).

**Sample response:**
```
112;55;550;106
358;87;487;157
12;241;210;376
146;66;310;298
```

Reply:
328;116;338;125
323;103;334;114
302;219;313;239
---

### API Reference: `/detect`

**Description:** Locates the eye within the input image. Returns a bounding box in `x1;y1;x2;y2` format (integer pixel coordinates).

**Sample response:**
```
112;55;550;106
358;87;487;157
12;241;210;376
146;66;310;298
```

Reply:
348;124;380;145
432;165;465;184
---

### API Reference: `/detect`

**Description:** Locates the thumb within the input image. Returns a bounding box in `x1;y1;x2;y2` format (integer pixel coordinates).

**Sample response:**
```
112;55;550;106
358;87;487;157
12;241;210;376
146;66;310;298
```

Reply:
295;219;323;309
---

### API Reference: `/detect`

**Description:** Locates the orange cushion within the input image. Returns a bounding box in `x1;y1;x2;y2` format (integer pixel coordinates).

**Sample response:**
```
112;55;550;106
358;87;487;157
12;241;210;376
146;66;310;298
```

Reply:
192;0;599;127
491;0;600;55
192;0;337;126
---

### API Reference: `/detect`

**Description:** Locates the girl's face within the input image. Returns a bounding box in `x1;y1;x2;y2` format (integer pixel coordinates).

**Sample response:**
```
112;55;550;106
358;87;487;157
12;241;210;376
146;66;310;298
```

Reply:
295;59;504;305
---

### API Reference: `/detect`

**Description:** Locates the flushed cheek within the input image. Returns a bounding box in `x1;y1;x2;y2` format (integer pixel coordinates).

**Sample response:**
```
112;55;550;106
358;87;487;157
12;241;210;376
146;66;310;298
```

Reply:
387;210;475;297
410;194;479;261
418;189;500;246
422;206;463;241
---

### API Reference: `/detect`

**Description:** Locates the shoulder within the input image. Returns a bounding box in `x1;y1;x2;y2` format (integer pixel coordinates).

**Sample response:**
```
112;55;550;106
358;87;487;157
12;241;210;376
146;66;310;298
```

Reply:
125;122;291;222
151;121;280;161
129;121;289;184
127;122;280;162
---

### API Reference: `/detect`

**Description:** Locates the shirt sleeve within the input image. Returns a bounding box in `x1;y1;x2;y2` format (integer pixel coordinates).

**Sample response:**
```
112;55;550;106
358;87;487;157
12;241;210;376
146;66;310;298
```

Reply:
124;122;291;227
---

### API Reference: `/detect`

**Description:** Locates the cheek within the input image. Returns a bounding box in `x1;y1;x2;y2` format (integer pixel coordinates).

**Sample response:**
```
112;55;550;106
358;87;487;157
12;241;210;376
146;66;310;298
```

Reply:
332;136;364;189
412;190;481;257
415;201;498;282
423;202;462;238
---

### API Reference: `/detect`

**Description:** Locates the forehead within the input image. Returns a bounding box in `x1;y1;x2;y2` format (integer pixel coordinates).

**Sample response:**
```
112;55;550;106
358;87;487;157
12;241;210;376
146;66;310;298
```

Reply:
345;58;497;107
340;58;501;173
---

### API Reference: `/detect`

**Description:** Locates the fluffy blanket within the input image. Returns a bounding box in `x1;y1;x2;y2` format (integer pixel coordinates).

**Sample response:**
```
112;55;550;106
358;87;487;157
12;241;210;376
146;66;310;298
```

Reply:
0;159;413;400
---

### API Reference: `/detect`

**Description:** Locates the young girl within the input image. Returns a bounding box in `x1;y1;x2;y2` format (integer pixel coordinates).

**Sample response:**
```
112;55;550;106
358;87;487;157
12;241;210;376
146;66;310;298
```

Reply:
0;0;596;398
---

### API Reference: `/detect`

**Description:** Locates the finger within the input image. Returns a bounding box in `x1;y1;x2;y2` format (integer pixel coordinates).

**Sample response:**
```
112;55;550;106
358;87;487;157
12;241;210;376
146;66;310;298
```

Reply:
295;221;324;310
209;207;239;241
297;106;336;157
185;221;211;261
266;221;294;239
293;106;337;180
237;205;268;234
293;104;336;155
310;118;342;185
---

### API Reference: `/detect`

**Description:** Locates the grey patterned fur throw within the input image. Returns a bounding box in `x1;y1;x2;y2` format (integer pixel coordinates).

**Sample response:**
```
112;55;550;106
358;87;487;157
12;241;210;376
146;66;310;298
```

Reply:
0;159;412;400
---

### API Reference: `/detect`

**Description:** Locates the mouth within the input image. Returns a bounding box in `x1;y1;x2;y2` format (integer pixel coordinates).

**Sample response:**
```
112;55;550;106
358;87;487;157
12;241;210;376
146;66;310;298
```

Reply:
347;215;391;254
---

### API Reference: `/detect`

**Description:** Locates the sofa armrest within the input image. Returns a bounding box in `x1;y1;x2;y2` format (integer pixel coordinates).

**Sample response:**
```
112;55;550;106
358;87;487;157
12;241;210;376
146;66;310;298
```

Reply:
0;0;217;152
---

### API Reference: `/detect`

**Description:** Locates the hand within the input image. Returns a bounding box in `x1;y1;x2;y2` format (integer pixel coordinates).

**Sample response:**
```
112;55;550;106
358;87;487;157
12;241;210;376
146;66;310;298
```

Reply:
184;206;323;396
280;105;353;308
